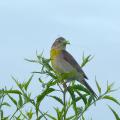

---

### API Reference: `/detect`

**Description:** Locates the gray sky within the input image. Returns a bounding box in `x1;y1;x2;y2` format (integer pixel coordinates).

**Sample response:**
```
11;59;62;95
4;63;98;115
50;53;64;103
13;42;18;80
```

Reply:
0;0;120;119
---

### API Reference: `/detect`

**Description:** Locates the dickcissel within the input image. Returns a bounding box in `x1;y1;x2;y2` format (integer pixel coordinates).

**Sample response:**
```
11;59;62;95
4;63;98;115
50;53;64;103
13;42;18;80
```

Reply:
50;37;97;97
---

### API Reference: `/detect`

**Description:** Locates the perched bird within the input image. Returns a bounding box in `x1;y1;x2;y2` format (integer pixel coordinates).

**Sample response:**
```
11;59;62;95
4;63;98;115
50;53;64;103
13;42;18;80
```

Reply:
50;37;97;97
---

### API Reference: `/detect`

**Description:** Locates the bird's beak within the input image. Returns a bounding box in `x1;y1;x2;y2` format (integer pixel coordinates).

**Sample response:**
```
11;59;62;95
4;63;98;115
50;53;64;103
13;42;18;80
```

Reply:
64;40;70;45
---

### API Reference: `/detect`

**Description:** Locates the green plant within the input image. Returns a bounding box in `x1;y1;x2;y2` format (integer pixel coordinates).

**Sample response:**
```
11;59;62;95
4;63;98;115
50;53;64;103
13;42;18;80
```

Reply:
0;52;120;120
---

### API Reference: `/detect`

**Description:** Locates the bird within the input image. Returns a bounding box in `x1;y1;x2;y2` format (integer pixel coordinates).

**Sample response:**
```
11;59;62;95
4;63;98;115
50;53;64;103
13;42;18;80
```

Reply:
50;37;97;97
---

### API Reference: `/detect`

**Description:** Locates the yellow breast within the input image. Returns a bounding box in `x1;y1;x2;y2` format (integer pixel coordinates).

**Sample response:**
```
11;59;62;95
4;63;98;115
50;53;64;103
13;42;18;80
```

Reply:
50;49;62;70
50;49;61;59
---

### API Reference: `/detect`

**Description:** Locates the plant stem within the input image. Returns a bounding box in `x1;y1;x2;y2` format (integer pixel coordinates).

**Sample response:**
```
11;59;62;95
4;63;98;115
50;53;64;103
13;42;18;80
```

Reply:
10;109;18;120
63;90;66;120
30;100;48;120
63;83;67;120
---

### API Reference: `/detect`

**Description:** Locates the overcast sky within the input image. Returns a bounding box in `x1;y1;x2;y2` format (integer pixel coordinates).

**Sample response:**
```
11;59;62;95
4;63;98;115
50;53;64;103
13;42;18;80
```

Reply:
0;0;120;119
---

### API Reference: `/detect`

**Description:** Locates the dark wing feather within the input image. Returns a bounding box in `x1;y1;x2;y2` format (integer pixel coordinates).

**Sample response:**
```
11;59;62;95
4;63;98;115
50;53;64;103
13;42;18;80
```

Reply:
62;50;88;79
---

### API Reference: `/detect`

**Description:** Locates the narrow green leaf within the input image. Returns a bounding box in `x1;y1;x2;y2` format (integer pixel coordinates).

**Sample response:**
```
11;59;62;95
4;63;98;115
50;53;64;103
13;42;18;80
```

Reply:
1;110;3;118
82;115;85;120
108;106;120;120
70;97;81;105
66;115;75;120
26;109;33;119
46;71;57;80
85;96;93;109
49;95;64;105
36;88;55;109
24;75;33;91
2;90;22;95
1;102;11;107
81;54;93;68
67;87;77;115
47;80;57;87
36;111;48;120
82;52;85;61
88;96;93;104
7;94;17;106
72;85;90;95
24;58;37;63
46;113;57;120
54;107;62;120
76;91;87;105
15;117;21;120
23;92;31;103
36;51;43;60
12;76;23;90
95;80;101;94
14;114;22;120
1;116;9;120
39;56;53;72
37;88;55;104
18;94;23;108
107;82;114;92
103;95;120;106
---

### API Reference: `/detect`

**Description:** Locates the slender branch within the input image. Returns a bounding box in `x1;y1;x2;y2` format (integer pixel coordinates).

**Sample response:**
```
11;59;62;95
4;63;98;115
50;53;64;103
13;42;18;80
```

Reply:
19;108;28;119
10;107;28;120
57;83;63;92
30;100;48;120
9;109;18;120
63;90;66;120
63;83;67;120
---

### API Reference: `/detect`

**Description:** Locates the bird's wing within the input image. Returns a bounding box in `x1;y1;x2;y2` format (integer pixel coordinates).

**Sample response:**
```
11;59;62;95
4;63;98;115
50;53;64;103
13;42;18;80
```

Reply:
61;50;88;79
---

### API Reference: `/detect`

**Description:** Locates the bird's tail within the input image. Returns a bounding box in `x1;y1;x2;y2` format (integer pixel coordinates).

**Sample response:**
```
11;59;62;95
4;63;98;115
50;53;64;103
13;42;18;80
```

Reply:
79;79;98;98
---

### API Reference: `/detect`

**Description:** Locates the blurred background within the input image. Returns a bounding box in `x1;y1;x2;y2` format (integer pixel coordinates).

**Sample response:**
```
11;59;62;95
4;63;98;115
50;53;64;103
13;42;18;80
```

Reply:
0;0;120;119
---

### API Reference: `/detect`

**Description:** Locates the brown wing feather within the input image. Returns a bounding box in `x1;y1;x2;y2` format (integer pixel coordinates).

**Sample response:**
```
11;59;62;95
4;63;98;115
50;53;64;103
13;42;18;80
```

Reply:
62;50;88;79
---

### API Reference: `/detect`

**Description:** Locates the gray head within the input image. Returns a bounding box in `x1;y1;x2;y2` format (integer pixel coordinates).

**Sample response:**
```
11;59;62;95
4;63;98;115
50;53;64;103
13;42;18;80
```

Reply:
51;37;70;50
